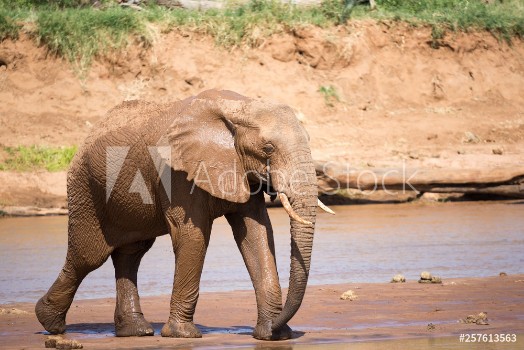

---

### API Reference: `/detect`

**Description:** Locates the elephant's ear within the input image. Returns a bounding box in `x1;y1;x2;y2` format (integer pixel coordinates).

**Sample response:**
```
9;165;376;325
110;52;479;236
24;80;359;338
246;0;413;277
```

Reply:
167;93;251;203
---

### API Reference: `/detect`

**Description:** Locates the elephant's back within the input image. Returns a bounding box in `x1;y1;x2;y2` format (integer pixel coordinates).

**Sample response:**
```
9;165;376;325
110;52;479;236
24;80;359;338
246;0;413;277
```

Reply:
75;100;179;168
87;100;172;143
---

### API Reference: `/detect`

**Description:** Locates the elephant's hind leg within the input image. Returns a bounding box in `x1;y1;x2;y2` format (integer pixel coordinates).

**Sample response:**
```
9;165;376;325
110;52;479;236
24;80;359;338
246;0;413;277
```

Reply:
111;239;155;337
36;221;112;334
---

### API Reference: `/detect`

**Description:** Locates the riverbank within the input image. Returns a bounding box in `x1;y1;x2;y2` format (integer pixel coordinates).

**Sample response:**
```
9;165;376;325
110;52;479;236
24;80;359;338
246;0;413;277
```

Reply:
1;275;522;349
1;6;523;212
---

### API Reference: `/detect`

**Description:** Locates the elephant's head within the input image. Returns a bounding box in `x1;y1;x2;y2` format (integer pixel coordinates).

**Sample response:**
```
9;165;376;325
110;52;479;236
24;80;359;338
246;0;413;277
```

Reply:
166;89;331;330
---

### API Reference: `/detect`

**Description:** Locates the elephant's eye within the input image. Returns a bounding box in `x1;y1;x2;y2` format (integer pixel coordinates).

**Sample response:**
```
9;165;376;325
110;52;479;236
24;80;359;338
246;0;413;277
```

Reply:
262;143;275;155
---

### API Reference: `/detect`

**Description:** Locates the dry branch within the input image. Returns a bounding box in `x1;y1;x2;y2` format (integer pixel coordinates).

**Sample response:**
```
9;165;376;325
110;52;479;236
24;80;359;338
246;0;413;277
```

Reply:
315;161;524;199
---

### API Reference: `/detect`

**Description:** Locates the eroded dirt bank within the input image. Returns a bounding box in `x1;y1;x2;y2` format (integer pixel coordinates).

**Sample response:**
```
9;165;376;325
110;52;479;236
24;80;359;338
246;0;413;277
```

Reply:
1;275;523;349
1;21;523;208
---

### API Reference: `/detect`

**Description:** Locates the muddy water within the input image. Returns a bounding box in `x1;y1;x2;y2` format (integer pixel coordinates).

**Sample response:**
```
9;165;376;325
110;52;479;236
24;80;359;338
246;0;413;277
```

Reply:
0;201;523;304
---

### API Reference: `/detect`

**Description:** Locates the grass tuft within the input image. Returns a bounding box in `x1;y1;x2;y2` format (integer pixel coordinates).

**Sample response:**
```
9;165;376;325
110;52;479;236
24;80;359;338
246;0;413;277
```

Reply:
354;0;524;41
160;0;338;47
319;85;340;107
0;6;23;41
34;6;150;75
0;145;77;172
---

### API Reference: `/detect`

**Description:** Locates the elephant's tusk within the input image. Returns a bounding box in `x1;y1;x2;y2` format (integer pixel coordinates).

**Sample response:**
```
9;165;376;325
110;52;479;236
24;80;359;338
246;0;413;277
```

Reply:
317;198;335;215
278;193;313;225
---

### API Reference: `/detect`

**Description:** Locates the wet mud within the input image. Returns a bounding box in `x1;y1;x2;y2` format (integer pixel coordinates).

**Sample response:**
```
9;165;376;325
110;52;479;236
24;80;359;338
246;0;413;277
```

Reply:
1;275;523;349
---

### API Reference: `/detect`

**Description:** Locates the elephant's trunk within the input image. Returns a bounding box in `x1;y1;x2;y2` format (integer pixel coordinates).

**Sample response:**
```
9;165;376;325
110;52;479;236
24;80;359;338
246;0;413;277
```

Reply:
271;157;317;331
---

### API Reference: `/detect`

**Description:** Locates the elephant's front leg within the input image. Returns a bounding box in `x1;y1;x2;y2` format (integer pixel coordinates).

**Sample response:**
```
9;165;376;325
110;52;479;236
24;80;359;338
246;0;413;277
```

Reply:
161;216;211;338
226;193;292;340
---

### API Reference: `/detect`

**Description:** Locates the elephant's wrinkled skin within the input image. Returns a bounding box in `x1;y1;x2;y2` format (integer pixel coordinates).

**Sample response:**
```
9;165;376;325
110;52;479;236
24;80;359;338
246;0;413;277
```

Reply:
35;90;319;340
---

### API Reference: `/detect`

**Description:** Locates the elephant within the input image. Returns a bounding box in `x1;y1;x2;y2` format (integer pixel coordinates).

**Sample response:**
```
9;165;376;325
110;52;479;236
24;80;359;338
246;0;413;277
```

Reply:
35;89;334;341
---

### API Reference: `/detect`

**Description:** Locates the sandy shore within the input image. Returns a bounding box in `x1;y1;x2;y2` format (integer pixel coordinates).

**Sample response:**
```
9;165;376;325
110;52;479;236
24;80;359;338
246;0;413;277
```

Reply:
1;275;523;349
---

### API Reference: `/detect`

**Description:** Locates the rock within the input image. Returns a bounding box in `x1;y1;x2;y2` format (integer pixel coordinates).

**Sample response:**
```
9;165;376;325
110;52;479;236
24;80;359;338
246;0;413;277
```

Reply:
391;274;406;283
427;323;436;331
460;312;489;325
0;206;68;217
419;192;442;202
0;308;29;315
492;147;504;155
499;272;507;277
419;192;464;202
184;76;204;88
408;152;419;159
420;271;432;280
419;272;442;284
462;131;481;144
55;339;83;349
340;290;358;301
431;276;442;284
45;335;62;348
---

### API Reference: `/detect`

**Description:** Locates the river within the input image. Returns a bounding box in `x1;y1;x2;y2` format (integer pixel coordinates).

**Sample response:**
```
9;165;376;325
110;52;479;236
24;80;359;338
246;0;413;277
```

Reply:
1;201;523;304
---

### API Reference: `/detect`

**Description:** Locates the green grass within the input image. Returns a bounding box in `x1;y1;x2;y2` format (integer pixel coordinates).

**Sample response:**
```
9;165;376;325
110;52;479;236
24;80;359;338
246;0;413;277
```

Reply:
319;85;340;107
0;145;77;172
0;5;25;41
354;0;524;42
155;0;340;47
0;0;522;73
35;6;152;75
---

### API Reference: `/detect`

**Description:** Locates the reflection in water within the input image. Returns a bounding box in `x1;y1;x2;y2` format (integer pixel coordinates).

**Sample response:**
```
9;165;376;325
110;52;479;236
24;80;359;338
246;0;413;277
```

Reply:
51;323;255;338
0;201;523;304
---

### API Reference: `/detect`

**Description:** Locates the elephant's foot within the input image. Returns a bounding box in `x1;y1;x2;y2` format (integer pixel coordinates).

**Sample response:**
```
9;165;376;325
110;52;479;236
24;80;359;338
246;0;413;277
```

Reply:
253;322;292;341
115;312;154;337
161;320;202;338
35;296;66;334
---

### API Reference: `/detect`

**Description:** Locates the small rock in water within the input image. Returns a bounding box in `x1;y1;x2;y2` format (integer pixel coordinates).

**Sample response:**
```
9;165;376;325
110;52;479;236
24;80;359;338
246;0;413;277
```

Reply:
419;272;442;284
420;271;432;280
499;272;507;277
418;271;432;283
431;276;442;284
340;290;358;301
460;312;489;325
391;274;406;283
